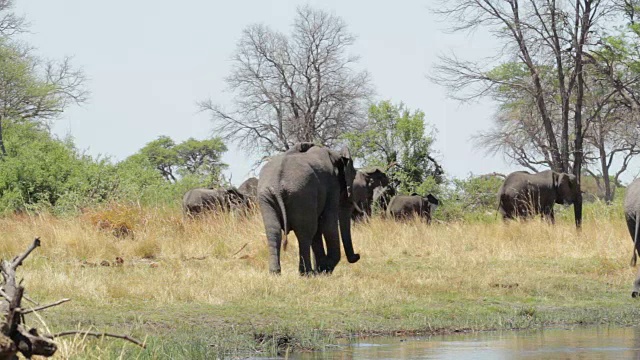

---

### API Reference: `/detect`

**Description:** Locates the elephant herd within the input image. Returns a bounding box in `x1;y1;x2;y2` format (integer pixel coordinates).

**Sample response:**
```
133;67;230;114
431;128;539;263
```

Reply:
181;143;640;296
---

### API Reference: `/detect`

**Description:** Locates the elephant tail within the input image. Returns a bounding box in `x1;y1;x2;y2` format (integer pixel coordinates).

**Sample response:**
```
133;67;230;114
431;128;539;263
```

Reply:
632;211;640;267
271;187;289;251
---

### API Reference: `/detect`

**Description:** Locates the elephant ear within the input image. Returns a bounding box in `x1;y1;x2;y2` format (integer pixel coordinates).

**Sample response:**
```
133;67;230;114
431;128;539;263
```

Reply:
551;171;560;189
337;147;356;195
426;194;440;205
340;146;352;160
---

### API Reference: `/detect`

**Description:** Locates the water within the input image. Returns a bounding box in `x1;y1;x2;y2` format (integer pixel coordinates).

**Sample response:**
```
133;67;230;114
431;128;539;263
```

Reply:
270;327;640;359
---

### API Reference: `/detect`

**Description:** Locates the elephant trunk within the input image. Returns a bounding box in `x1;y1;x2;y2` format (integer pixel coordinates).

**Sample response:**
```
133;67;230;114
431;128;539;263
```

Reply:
574;193;582;230
339;203;360;263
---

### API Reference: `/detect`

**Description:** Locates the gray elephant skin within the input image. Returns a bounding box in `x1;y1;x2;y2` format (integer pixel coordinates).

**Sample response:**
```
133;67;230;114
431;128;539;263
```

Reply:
387;194;440;223
624;178;640;297
238;177;258;199
182;187;250;216
351;168;390;221
497;170;582;228
257;143;360;275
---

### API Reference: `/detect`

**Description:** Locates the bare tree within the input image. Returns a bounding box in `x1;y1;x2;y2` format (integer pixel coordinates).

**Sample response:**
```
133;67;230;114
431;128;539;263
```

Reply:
477;68;640;203
201;5;373;156
432;0;608;175
583;106;640;202
0;43;88;157
431;0;617;227
0;0;26;37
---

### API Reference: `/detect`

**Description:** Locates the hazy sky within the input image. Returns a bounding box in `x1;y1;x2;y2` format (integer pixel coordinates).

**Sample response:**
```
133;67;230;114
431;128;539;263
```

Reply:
14;0;522;185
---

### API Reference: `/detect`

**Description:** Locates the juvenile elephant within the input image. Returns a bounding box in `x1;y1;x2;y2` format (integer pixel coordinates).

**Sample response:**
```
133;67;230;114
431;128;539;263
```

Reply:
387;193;440;223
498;170;582;228
258;144;360;274
351;168;390;221
624;178;640;297
182;187;250;216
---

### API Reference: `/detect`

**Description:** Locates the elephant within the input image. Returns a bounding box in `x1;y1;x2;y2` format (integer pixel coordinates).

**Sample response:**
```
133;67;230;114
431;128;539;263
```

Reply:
351;168;390;221
623;178;640;297
372;185;397;213
238;177;258;199
497;170;582;228
182;187;250;216
257;143;360;275
387;193;440;223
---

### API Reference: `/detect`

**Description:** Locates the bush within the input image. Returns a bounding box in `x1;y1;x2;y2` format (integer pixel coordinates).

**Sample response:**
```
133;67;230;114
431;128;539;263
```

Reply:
428;174;504;222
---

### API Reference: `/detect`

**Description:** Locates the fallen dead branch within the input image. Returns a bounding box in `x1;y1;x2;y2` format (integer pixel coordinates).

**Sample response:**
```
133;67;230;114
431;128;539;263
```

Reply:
49;331;146;348
20;298;71;315
0;238;146;359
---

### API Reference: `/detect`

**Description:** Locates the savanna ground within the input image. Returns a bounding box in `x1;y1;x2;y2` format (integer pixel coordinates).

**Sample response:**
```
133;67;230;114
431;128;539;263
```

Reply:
0;202;638;359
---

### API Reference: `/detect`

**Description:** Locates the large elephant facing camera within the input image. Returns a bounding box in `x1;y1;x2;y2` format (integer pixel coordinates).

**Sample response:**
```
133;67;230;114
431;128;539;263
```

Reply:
498;170;582;228
257;143;360;275
351;168;390;221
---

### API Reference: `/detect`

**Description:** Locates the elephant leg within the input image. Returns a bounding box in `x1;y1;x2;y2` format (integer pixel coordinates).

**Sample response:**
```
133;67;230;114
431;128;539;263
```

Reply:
321;211;341;273
260;202;283;274
293;227;316;276
633;268;640;298
311;227;327;272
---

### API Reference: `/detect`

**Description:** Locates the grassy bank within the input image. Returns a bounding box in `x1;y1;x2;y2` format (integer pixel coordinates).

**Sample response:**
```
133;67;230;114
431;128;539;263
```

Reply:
0;202;637;359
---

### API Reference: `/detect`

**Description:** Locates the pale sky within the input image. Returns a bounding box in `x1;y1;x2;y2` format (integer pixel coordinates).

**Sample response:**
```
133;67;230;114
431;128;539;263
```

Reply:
14;0;523;185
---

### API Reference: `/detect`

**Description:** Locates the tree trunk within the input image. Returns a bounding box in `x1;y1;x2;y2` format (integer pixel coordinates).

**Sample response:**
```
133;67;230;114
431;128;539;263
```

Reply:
0;116;6;158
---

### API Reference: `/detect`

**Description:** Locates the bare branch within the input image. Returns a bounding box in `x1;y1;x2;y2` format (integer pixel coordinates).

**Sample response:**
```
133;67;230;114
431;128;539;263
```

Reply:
19;298;70;315
48;331;146;349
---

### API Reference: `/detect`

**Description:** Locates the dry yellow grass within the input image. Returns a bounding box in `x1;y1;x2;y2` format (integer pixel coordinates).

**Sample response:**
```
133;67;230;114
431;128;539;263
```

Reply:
0;203;636;358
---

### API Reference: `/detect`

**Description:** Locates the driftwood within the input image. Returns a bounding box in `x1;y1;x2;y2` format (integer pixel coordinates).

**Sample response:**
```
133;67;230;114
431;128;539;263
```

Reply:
0;238;145;359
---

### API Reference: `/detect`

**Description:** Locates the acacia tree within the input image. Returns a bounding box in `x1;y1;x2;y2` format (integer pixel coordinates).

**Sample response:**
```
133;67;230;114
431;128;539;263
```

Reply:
175;137;227;183
201;5;373;156
139;136;179;182
137;136;228;184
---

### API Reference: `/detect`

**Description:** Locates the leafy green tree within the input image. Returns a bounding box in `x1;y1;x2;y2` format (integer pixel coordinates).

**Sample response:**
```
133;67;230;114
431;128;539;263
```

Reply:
137;135;229;185
0;122;117;213
139;136;179;182
343;100;443;194
175;137;227;184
